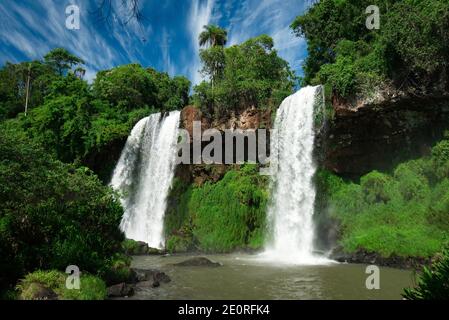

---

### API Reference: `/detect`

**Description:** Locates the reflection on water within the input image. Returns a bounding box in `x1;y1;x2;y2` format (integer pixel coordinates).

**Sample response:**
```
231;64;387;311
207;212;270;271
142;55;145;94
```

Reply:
130;253;413;300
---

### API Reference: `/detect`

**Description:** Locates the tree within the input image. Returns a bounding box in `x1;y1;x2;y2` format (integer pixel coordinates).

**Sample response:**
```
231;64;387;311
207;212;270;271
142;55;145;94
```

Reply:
0;127;124;292
198;25;228;88
93;64;157;110
0;61;56;120
44;48;84;76
290;0;449;95
199;25;228;48
194;34;295;117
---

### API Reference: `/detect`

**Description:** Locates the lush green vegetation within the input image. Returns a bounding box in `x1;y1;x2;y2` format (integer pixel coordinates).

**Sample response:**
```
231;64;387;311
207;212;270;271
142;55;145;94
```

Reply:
1;3;448;300
317;135;449;257
193;28;296;118
1;49;190;181
0;48;190;296
16;270;106;300
403;247;449;299
165;165;269;252
0;127;125;292
292;0;449;97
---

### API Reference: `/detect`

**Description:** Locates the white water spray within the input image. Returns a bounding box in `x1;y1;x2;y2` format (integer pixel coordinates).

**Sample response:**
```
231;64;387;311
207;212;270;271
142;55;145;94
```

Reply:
110;111;180;249
262;86;330;264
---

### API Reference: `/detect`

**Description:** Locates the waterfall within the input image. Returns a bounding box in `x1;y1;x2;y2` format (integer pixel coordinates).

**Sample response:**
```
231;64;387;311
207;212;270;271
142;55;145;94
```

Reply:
110;111;180;249
262;86;329;264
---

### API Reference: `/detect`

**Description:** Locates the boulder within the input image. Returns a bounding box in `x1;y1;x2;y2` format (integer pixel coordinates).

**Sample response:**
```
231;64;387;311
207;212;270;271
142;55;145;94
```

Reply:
173;257;221;267
131;268;171;284
107;282;134;298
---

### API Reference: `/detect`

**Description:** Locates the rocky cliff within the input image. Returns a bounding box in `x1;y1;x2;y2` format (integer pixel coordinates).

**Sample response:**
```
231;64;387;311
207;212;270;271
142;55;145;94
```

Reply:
318;85;449;177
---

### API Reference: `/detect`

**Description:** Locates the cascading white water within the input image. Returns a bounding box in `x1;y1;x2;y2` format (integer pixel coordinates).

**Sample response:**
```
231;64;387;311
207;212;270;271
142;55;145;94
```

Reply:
262;85;329;264
110;111;180;249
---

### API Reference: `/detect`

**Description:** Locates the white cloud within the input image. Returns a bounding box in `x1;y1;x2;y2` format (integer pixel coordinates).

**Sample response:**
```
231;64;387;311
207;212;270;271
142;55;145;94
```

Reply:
160;28;175;76
186;0;215;85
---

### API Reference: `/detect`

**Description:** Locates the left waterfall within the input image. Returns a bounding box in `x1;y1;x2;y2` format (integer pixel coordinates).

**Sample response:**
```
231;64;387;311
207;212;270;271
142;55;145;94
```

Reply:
110;111;180;249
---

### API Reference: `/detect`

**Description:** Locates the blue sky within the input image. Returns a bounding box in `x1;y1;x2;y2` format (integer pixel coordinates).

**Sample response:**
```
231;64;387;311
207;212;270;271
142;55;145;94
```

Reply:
0;0;313;84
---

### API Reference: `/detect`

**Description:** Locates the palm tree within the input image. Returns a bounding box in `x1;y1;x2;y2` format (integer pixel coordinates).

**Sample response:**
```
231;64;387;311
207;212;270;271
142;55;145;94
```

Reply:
198;25;227;48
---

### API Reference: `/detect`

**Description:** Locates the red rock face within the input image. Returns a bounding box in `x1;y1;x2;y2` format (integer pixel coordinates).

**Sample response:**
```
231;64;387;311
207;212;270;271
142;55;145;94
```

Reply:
180;106;209;141
180;105;272;133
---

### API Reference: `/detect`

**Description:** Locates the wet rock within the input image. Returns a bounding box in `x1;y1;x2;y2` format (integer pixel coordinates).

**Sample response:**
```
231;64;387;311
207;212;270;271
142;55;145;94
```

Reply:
21;283;58;300
329;247;432;269
148;247;165;255
124;239;165;255
173;257;221;267
153;271;171;283
131;268;171;284
107;283;134;298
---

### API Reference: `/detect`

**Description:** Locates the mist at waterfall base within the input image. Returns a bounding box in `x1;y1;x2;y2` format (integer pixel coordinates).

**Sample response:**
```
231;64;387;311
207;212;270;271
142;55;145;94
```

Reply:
110;111;180;249
259;86;333;265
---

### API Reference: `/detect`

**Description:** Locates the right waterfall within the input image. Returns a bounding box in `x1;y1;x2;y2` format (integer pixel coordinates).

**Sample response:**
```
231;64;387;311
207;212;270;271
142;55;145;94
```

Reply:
263;85;329;264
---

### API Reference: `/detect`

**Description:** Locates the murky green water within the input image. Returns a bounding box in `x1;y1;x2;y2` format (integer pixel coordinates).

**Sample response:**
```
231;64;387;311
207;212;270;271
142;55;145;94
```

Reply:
130;254;414;300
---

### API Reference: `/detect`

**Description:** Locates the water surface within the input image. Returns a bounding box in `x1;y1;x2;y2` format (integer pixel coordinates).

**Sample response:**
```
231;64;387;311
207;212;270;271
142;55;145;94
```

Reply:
130;254;414;300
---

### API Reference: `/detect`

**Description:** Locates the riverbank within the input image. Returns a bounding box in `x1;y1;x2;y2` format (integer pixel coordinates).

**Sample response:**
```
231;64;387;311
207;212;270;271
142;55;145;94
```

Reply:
329;248;432;270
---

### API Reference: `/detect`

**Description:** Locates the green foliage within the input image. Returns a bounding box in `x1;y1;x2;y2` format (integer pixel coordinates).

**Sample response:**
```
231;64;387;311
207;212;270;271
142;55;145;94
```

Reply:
199;24;228;47
0;128;124;292
94;64;190;111
318;136;449;257
1;51;190;181
431;139;449;179
403;247;449;300
316;40;387;96
100;254;133;286
44;48;84;76
292;0;449;97
165;165;268;252
93;64;157;110
291;0;378;86
147;67;191;111
194;34;296;118
17;270;106;300
166;235;191;253
121;239;141;255
382;0;449;75
0;61;57;120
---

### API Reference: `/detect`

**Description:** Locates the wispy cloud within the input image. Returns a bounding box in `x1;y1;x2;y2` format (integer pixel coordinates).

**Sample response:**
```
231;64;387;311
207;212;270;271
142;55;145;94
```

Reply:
186;0;215;85
160;28;175;75
0;0;148;81
0;0;311;84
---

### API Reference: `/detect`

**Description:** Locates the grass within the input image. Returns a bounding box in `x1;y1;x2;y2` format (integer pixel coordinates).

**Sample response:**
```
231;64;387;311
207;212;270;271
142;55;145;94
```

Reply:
17;270;107;300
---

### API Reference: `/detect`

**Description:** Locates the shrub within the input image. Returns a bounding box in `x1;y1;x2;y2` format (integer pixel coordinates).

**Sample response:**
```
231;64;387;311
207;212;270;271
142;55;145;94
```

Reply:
166;235;191;253
403;248;449;300
360;171;393;204
100;254;132;286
